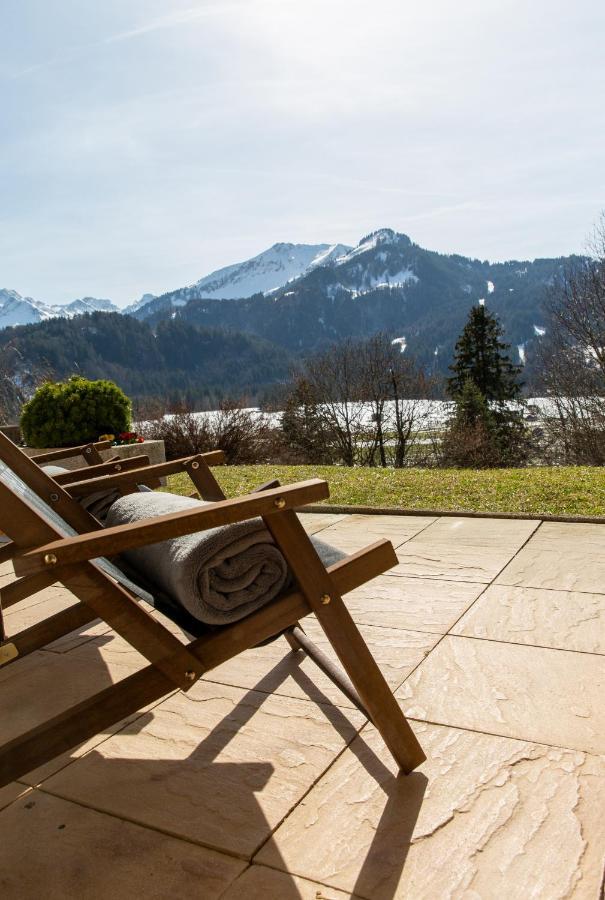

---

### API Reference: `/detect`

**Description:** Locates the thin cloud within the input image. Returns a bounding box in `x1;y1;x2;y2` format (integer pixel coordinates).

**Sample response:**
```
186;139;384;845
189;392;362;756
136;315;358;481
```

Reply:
104;4;242;44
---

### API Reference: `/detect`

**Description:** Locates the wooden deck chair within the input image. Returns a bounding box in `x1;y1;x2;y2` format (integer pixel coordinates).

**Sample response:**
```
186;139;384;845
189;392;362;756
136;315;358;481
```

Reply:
0;434;426;788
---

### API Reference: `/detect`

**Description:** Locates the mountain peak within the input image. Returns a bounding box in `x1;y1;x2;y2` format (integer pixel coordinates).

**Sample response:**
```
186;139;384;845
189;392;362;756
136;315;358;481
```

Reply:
357;228;411;248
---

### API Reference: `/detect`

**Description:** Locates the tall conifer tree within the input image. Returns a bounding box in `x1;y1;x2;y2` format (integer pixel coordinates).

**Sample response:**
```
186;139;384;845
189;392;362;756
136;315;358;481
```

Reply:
443;303;528;466
447;304;522;403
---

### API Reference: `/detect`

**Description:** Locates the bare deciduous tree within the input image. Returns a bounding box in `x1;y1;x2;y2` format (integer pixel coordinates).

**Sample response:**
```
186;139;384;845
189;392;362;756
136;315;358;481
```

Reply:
282;335;435;467
0;340;52;425
540;214;605;464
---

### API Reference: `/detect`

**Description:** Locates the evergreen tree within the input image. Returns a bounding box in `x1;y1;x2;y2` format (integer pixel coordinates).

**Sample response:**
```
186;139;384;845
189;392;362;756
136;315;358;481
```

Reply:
443;305;529;467
447;304;522;403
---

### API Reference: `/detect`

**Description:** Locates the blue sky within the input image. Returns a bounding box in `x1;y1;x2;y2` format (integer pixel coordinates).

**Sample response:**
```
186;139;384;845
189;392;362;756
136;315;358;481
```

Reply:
2;0;604;306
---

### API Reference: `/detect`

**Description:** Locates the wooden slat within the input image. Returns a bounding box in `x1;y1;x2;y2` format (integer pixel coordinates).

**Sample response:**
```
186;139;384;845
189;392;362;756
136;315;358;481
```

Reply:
263;510;426;773
52;455;150;484
29;441;112;464
14;480;330;576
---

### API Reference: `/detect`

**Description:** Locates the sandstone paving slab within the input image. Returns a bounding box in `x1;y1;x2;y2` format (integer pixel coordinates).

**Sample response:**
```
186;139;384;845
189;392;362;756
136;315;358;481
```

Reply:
452;584;605;654
42;681;365;859
390;516;539;584
257;721;605;900
391;544;515;583
342;574;485;634
0;790;246;899
496;543;605;594
528;521;605;551
397;635;605;753
314;515;435;553
221;865;355;899
408;516;539;548
298;512;348;534
205;617;438;708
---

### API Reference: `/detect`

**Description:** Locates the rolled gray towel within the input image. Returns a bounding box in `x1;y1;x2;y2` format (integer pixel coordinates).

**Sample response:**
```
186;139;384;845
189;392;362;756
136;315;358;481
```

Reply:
106;491;344;625
42;464;119;521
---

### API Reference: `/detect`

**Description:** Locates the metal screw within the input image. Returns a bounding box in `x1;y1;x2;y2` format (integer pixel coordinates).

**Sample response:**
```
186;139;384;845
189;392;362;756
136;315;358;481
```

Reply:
85;447;91;454
44;553;58;566
115;464;121;471
184;670;196;682
49;492;59;503
320;593;331;605
191;461;200;470
274;497;286;509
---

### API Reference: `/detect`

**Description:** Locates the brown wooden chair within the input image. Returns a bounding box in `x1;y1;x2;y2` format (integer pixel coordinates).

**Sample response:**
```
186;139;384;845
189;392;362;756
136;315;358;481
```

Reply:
0;434;425;789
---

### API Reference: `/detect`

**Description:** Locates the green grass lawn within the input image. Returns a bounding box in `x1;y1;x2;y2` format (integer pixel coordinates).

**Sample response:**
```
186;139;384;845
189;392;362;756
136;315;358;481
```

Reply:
166;464;605;518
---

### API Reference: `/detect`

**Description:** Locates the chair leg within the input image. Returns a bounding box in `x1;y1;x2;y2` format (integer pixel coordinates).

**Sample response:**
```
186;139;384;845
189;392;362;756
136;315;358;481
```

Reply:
263;510;426;773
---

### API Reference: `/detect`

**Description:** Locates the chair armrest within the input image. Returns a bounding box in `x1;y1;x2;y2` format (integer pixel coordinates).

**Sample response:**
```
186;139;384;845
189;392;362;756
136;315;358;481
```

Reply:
64;450;225;497
13;479;330;576
29;441;113;464
51;455;151;485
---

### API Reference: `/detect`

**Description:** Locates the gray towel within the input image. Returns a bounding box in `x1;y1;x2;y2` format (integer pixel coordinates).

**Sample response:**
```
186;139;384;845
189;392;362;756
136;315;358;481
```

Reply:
106;491;344;625
42;464;119;521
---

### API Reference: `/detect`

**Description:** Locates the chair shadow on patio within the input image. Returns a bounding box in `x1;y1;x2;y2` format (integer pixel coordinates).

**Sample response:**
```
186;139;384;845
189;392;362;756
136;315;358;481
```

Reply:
6;614;427;899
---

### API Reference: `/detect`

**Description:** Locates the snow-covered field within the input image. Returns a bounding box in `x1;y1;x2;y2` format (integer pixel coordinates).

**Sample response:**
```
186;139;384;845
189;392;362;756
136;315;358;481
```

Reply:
156;397;557;431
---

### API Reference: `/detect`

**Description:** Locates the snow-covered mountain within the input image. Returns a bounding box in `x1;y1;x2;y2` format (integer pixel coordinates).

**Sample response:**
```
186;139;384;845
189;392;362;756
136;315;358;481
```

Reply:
128;242;352;319
317;228;419;295
193;242;351;299
60;297;118;316
0;289;119;330
0;289;55;328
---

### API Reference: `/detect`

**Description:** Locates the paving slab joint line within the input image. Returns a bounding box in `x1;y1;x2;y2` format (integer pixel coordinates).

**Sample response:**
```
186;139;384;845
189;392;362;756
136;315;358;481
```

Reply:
236;858;370;900
443;631;605;658
36;782;253;862
402;715;602;756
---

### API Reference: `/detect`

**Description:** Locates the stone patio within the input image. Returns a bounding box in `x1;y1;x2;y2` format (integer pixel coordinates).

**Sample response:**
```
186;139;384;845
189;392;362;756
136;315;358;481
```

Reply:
1;511;604;898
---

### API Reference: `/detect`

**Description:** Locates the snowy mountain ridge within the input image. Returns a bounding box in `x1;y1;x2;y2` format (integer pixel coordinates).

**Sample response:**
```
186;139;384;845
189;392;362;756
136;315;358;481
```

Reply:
0;289;119;331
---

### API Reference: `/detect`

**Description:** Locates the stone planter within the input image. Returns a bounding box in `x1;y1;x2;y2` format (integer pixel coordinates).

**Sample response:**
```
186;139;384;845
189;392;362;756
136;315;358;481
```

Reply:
22;439;166;472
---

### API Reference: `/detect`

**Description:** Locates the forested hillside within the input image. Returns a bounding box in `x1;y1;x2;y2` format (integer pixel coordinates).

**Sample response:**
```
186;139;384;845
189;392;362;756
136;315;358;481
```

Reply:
0;313;292;408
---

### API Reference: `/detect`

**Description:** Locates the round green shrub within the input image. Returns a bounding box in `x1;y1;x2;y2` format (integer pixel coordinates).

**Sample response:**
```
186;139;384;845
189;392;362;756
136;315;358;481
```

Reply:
20;376;131;448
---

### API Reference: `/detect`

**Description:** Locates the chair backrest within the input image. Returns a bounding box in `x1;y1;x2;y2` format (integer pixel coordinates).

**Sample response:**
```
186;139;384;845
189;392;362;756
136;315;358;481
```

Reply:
0;458;155;605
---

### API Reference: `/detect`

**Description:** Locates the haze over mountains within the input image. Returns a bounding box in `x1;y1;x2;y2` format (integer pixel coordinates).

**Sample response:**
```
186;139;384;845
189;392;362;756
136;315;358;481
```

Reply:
0;228;579;400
